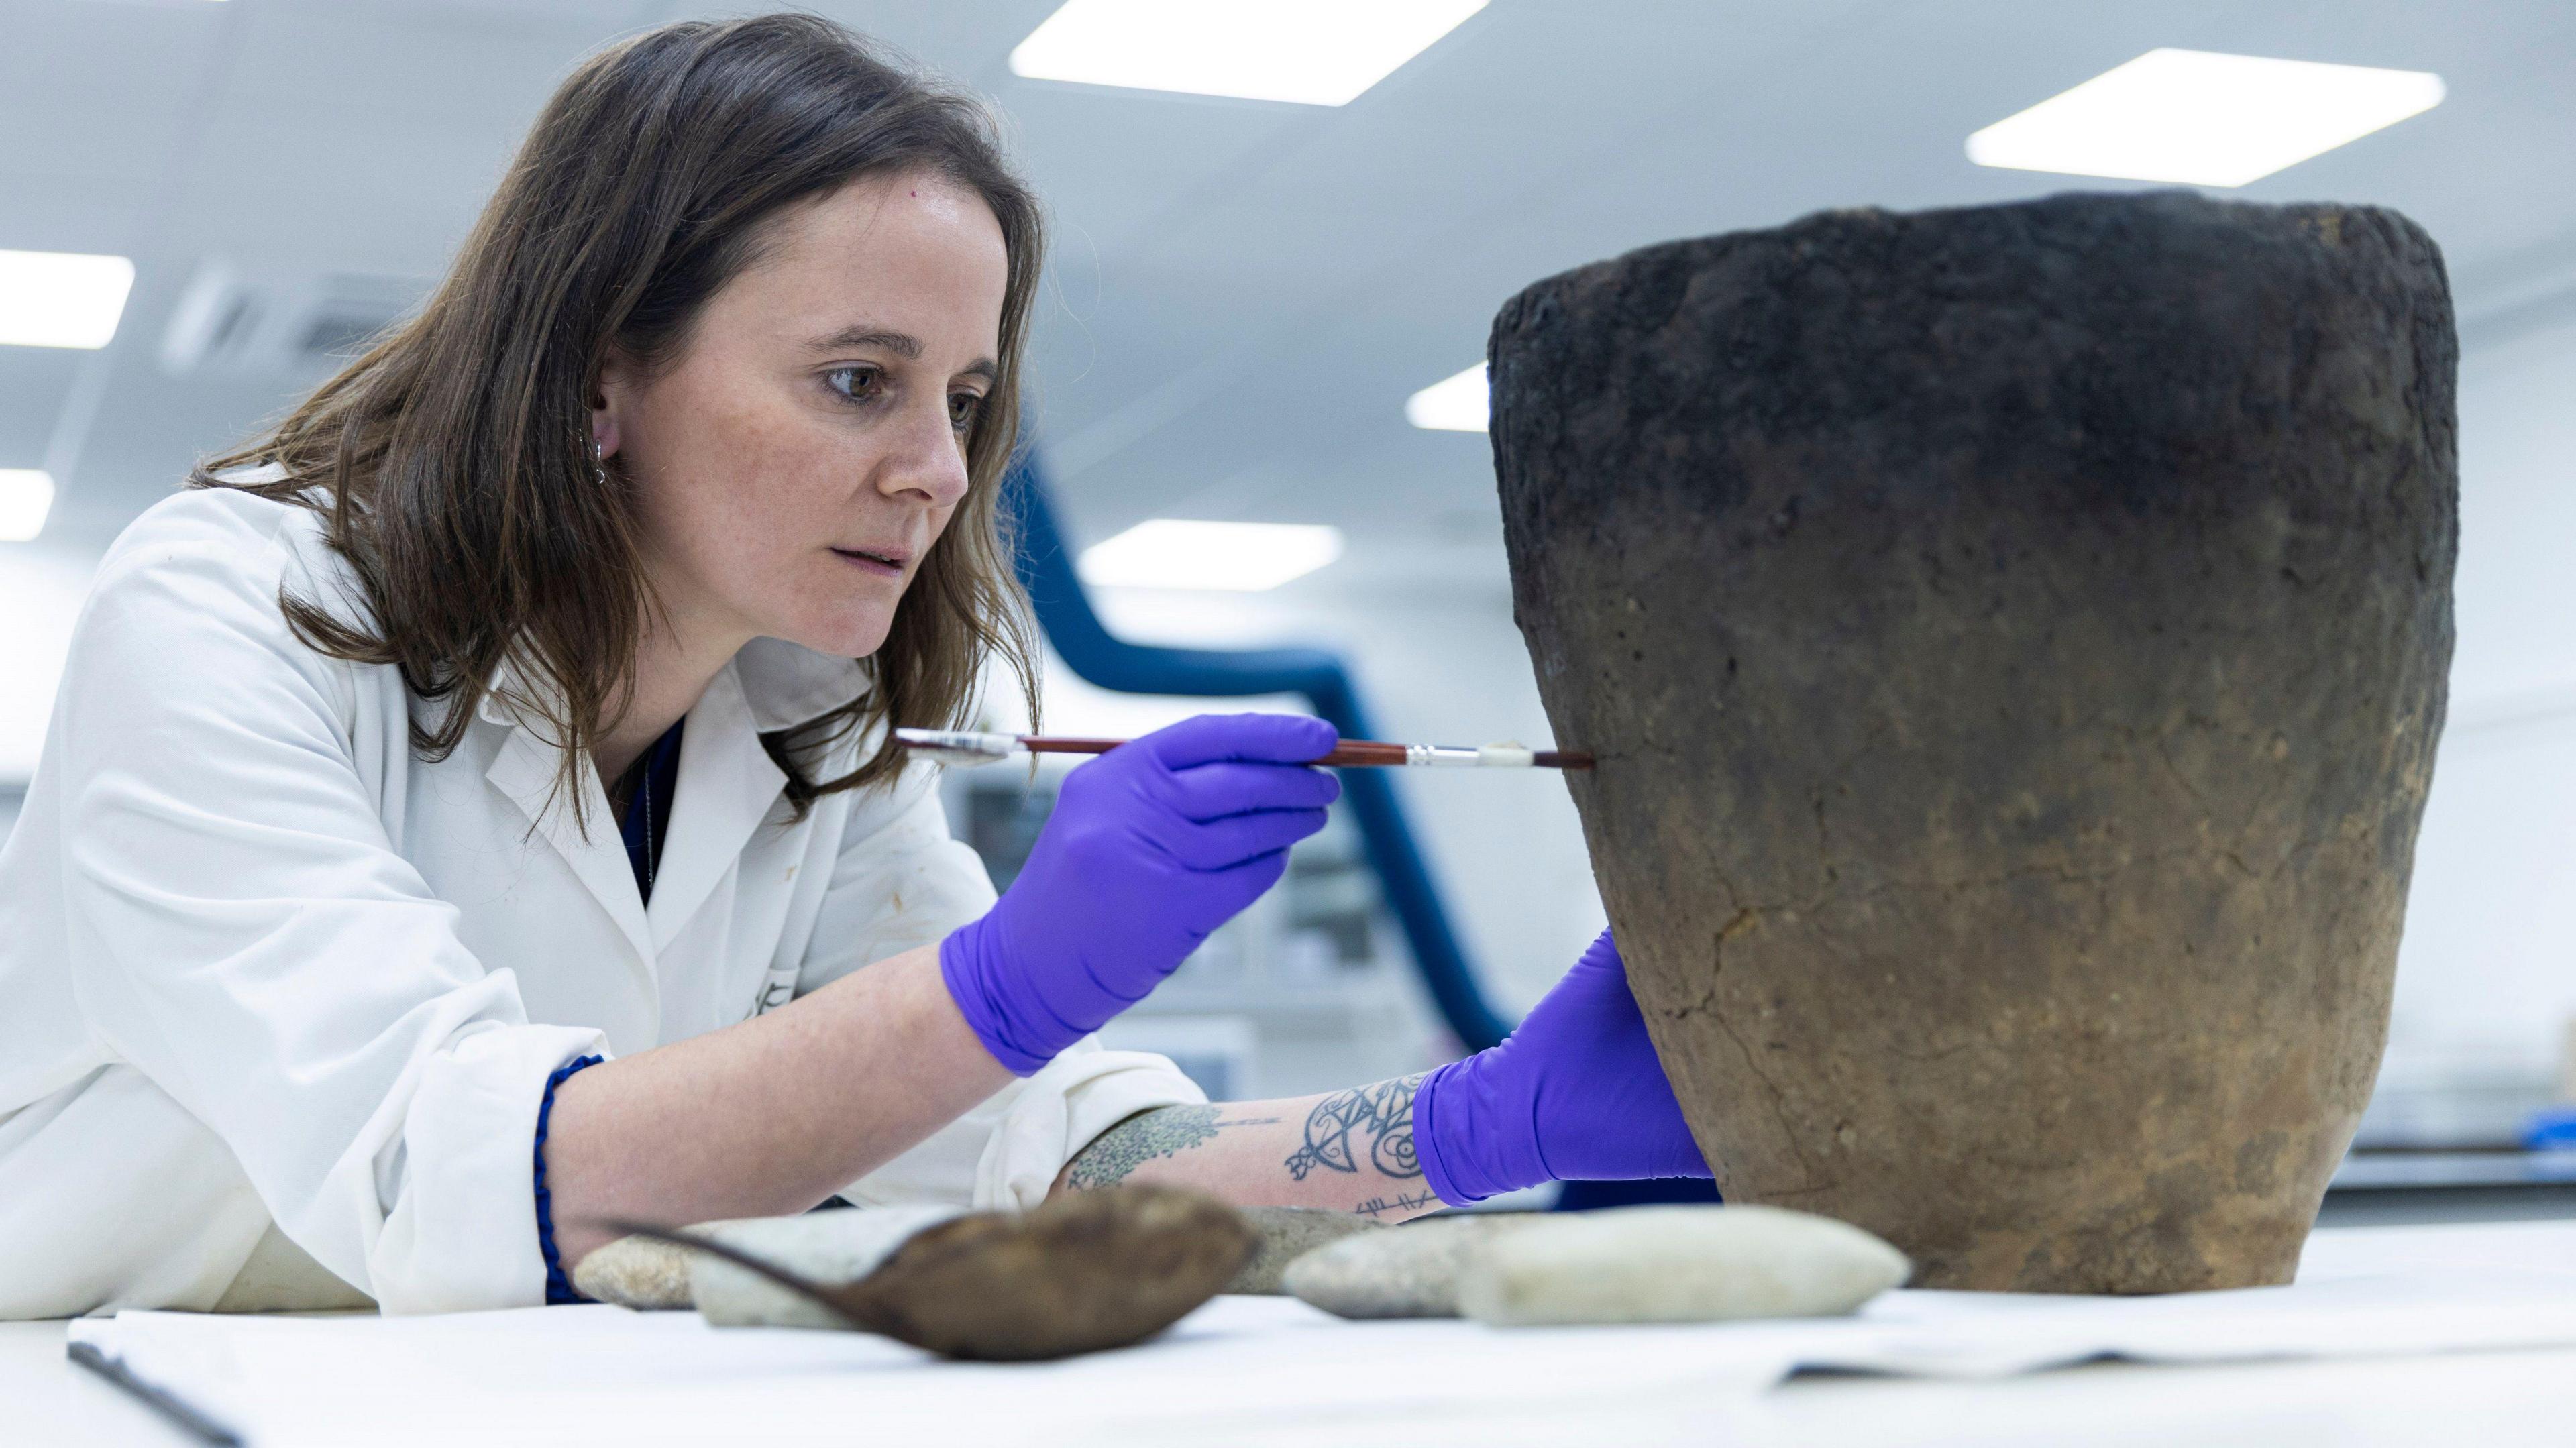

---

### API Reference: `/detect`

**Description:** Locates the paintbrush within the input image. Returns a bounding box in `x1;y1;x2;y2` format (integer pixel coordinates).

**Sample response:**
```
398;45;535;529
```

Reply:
894;727;1593;770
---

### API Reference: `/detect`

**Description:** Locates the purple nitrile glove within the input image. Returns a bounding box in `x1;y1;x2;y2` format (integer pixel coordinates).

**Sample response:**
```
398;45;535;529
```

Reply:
941;712;1340;1074
1413;928;1710;1204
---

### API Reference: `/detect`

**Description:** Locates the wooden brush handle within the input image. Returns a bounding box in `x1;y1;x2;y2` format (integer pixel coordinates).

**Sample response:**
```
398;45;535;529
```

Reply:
1017;737;1132;757
1317;741;1411;767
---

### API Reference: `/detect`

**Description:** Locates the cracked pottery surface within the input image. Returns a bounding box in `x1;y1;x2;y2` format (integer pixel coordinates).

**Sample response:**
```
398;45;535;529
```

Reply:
1490;192;2458;1293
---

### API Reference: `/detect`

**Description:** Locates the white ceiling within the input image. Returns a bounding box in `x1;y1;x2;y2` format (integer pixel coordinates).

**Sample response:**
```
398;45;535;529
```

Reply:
5;0;2575;591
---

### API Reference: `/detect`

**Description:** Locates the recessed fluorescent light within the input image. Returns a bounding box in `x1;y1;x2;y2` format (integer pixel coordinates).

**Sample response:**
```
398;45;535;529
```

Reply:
1010;0;1488;107
1079;519;1344;591
1406;364;1488;432
0;250;137;349
0;470;56;542
1967;49;2443;188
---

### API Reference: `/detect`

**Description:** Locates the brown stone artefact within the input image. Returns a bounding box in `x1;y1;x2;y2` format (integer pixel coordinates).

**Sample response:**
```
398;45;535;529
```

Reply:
1491;192;2457;1292
616;1185;1255;1359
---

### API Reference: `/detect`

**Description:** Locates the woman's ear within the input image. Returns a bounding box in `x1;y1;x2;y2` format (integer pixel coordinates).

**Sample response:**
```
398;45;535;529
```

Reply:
592;356;636;461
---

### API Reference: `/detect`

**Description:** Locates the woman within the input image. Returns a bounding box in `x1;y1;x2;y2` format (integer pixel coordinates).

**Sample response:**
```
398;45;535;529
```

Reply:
0;15;1703;1319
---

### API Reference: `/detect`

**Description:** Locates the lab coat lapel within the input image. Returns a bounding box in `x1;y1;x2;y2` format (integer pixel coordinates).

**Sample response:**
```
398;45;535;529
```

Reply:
482;720;659;975
647;659;789;954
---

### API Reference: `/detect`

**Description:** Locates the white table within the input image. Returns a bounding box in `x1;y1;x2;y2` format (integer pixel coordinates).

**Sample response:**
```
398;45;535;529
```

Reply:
11;1218;2576;1447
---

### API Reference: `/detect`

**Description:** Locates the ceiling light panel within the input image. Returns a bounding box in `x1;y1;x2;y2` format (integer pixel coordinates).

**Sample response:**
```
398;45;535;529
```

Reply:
0;469;56;543
1010;0;1489;107
1967;49;2443;188
1407;364;1489;432
0;251;137;350
1079;520;1345;592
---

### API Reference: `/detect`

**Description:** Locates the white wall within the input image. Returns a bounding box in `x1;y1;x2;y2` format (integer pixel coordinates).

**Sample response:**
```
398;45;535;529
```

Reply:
2382;314;2576;1098
0;547;93;788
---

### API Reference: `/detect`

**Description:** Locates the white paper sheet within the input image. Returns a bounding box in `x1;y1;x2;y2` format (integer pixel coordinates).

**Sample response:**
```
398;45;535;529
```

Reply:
66;1220;2576;1448
67;1298;1794;1448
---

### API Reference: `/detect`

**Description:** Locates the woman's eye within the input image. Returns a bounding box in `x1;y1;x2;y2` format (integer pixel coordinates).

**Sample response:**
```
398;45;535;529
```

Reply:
949;391;985;433
824;366;881;402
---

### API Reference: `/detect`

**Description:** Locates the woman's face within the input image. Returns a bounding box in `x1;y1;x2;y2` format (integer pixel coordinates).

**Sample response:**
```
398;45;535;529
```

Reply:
597;170;1009;662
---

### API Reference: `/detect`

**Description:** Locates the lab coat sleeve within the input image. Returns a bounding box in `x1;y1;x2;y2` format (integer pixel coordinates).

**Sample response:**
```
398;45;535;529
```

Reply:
797;767;1207;1210
54;514;604;1314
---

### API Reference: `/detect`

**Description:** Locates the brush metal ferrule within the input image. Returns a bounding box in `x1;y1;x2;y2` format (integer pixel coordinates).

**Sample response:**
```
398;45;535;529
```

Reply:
892;727;1018;765
1405;744;1539;767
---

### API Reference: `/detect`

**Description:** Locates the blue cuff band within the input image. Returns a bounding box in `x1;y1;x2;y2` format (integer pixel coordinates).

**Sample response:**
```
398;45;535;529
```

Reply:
534;1053;606;1306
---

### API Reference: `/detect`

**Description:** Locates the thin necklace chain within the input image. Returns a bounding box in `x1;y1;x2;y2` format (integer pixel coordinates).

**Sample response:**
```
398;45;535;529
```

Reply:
614;742;666;900
638;766;659;897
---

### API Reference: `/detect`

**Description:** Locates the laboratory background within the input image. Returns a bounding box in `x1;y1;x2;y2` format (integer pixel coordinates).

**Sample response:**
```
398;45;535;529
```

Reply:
3;0;2575;1337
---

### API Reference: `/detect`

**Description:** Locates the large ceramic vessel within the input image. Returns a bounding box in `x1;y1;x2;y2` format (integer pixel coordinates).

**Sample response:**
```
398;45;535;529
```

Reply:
1491;192;2457;1292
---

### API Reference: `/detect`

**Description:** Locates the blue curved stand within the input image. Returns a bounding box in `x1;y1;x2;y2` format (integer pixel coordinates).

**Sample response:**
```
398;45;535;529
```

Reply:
1004;457;1513;1052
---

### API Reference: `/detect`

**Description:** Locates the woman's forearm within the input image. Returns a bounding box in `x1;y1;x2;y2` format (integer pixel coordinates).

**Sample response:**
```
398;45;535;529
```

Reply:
1053;1076;1447;1223
541;944;1011;1265
532;714;1344;1268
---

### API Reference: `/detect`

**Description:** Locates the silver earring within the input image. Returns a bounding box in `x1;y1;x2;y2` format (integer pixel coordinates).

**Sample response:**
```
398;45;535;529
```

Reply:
593;439;606;486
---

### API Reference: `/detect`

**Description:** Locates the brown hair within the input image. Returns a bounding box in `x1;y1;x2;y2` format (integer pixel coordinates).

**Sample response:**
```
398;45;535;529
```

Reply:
193;13;1042;830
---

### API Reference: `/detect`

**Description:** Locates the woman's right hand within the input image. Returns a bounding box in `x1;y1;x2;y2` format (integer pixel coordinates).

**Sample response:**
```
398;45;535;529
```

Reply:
938;713;1340;1074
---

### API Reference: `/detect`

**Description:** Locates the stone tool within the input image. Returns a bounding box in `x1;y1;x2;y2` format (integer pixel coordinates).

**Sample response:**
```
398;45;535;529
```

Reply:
598;1184;1255;1361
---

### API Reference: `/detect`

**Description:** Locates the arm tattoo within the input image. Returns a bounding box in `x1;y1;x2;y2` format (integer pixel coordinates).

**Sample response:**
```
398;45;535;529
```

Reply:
1284;1074;1425;1182
1063;1105;1280;1191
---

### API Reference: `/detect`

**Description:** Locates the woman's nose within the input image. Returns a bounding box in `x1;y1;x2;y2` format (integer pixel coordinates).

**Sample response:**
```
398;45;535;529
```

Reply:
878;396;973;506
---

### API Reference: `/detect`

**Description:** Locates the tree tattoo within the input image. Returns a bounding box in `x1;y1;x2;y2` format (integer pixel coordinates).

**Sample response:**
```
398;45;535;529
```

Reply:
1284;1075;1426;1181
1063;1105;1279;1190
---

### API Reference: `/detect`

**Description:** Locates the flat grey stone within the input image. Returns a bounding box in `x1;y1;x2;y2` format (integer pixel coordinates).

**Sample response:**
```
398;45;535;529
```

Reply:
692;1205;965;1330
1226;1207;1387;1295
571;1233;697;1311
1456;1205;1910;1326
1282;1214;1544;1319
572;1209;938;1315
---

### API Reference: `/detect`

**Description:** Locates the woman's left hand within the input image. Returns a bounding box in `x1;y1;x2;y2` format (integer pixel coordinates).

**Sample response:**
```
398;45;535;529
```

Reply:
1412;928;1711;1205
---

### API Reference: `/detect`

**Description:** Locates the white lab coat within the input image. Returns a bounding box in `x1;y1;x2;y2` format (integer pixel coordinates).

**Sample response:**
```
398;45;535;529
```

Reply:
0;483;1201;1319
